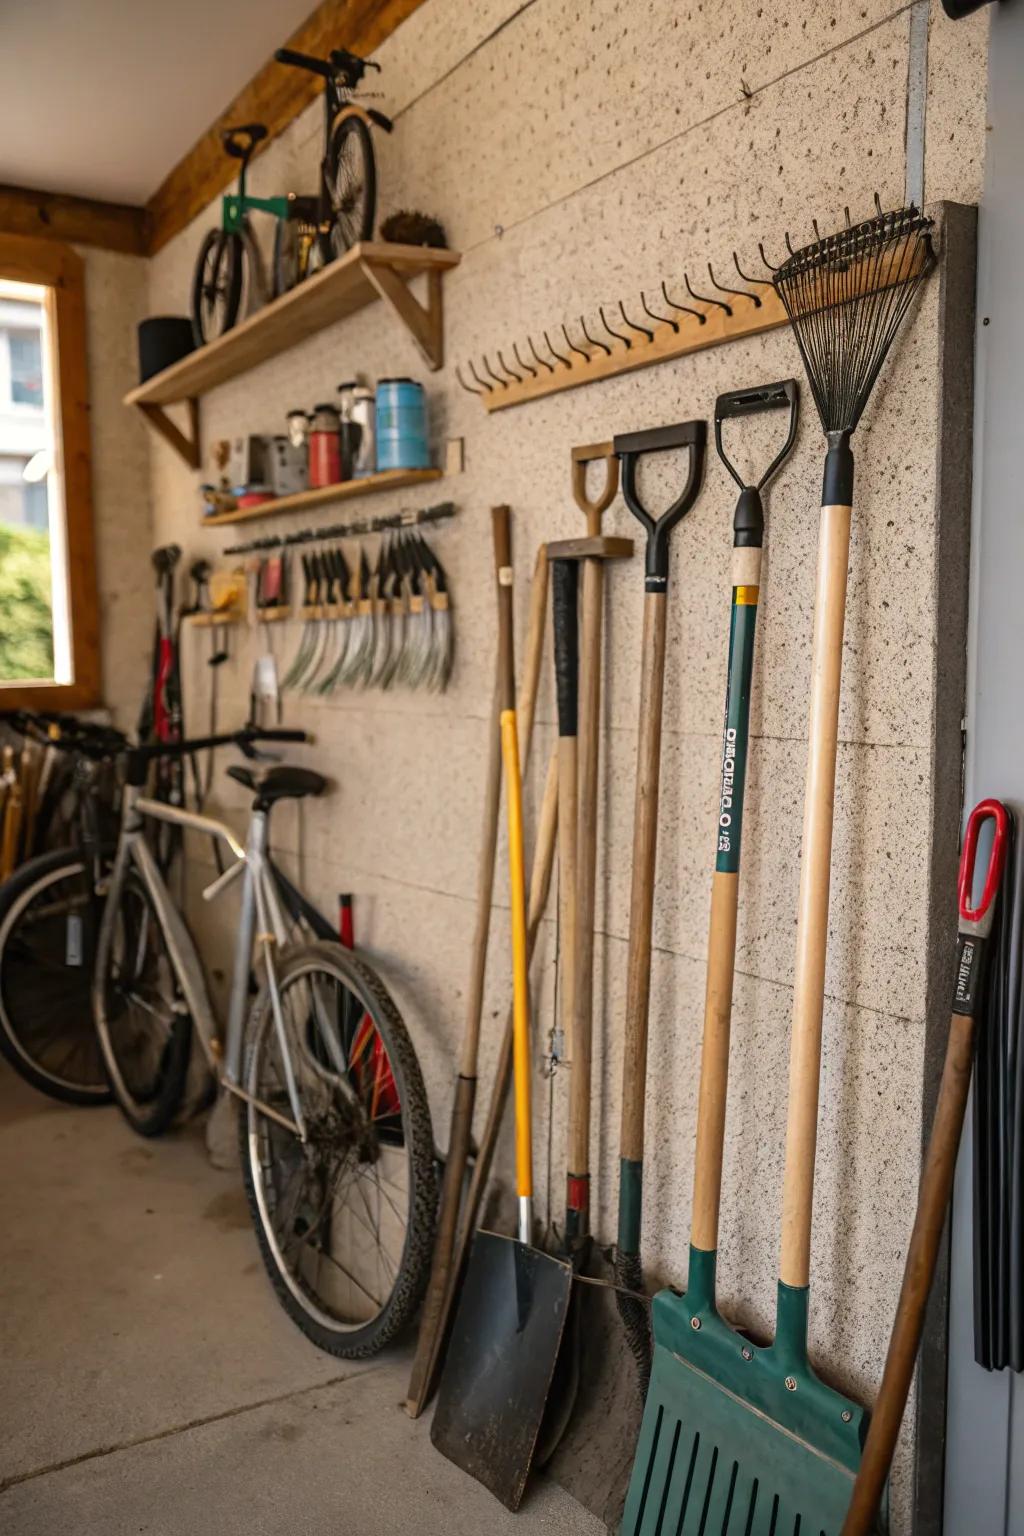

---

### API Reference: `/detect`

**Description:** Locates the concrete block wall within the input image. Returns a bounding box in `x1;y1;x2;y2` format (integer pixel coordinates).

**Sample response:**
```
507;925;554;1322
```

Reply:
139;2;989;1526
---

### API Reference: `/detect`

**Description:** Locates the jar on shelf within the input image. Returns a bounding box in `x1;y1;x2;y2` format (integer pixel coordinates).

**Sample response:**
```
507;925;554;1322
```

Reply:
337;381;359;480
309;402;341;489
351;386;376;479
376;378;428;471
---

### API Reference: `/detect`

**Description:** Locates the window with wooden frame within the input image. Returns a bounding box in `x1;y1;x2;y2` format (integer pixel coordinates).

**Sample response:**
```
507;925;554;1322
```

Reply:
0;233;99;708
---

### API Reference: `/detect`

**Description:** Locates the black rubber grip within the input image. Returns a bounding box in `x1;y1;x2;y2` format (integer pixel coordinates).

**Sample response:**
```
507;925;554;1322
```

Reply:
823;430;854;505
715;379;798;421
552;559;579;737
612;419;704;457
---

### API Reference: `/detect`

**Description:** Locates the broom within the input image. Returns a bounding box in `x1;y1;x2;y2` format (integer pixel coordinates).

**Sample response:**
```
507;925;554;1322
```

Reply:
621;202;935;1536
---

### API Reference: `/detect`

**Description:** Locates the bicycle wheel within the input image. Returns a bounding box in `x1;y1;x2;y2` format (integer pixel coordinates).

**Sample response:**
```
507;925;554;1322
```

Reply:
240;940;436;1358
93;868;192;1136
191;228;243;346
325;115;376;259
0;846;111;1105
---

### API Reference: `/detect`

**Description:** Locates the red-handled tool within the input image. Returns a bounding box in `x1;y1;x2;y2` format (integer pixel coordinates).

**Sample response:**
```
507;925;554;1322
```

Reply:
842;797;1010;1534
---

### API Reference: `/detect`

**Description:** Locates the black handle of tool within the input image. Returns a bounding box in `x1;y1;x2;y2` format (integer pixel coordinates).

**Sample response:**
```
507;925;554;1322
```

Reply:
714;379;800;547
551;558;579;739
614;420;706;590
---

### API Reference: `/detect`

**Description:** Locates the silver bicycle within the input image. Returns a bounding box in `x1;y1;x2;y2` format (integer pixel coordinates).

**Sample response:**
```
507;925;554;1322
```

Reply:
92;727;437;1358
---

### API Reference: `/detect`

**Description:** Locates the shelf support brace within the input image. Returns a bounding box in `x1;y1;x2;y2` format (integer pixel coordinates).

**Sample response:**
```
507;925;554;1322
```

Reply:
362;260;445;370
136;398;200;469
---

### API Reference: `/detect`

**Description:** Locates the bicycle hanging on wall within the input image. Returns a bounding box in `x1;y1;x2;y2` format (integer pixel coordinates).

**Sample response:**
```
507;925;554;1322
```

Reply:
191;45;393;345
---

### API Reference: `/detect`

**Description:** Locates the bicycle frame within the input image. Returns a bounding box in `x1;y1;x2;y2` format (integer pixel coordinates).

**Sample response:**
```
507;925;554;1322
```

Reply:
99;782;309;1139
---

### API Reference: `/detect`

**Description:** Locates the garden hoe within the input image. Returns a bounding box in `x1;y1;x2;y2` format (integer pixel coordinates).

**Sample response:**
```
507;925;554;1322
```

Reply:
621;202;935;1535
431;507;572;1511
612;419;708;1400
842;800;1010;1534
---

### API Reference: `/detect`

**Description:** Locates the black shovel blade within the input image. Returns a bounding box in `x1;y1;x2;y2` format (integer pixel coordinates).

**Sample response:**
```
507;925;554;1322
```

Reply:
430;1229;573;1510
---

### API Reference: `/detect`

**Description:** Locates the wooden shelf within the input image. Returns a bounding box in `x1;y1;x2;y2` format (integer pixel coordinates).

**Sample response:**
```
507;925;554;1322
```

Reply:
125;240;461;467
201;466;442;527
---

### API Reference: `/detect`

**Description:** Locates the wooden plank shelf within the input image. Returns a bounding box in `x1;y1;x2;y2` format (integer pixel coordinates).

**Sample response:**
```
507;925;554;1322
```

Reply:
124;240;461;467
201;466;442;527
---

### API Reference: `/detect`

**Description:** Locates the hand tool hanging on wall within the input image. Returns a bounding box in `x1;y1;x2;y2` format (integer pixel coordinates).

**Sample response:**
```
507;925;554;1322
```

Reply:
621;202;936;1536
406;539;550;1419
663;380;800;1396
842;800;1010;1535
431;509;574;1512
612;420;707;1399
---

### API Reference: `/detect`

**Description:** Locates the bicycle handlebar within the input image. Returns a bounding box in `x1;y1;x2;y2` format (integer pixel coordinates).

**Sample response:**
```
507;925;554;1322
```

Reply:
130;727;309;764
274;46;333;79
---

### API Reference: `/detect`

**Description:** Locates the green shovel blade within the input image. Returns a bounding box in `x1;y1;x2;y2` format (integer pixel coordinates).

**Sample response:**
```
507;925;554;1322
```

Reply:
621;1250;866;1535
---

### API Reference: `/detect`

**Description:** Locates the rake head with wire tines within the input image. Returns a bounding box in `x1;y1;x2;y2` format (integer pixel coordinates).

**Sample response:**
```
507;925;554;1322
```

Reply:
772;200;935;440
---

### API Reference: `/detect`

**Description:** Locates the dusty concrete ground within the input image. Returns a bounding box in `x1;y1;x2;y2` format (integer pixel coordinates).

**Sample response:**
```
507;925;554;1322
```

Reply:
0;1065;605;1535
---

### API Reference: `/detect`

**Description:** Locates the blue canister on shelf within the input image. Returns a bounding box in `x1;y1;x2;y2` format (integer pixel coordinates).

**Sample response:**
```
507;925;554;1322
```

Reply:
375;378;429;471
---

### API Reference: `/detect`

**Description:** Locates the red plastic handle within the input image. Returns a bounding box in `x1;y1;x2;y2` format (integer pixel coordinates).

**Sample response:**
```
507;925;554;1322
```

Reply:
958;798;1010;927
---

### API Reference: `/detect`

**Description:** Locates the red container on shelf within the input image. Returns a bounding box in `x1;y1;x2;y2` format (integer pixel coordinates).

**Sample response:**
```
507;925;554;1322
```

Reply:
308;402;341;488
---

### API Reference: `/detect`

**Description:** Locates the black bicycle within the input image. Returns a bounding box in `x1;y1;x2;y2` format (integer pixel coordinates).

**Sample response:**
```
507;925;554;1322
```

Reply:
0;715;125;1104
191;46;392;344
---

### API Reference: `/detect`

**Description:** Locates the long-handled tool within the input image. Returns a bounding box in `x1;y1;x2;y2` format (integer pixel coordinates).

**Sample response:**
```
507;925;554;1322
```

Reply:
842;799;1010;1535
621;203;936;1535
613;420;707;1399
659;381;800;1390
431;509;572;1511
405;539;549;1419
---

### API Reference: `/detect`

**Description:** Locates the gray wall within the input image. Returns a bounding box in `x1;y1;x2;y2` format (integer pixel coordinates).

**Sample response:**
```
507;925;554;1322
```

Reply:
945;3;1024;1532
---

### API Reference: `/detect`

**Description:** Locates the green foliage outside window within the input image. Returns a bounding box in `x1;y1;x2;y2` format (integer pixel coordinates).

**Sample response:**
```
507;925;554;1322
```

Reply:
0;521;54;681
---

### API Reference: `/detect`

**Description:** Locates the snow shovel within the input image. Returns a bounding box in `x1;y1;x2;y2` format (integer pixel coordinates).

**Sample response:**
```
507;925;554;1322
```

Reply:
620;204;936;1535
612;418;707;1397
842;799;1010;1535
430;506;573;1512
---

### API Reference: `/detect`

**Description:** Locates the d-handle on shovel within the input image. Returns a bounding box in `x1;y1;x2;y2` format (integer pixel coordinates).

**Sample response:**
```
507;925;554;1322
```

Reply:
842;799;1010;1536
612;418;706;1391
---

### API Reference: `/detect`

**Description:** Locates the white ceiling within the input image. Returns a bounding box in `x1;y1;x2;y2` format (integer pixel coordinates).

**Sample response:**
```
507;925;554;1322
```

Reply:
0;0;318;205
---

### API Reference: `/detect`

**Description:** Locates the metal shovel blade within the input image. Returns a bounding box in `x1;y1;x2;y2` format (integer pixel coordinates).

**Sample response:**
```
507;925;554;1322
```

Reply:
430;1229;573;1510
621;1261;866;1535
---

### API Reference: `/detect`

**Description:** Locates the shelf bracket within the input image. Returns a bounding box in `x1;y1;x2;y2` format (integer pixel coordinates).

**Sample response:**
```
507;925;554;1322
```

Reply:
362;259;445;370
136;398;200;469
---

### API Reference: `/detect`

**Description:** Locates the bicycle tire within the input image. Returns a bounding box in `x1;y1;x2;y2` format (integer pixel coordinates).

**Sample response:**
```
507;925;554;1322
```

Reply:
239;940;437;1358
0;846;112;1105
191;228;244;346
93;867;192;1136
325;115;376;258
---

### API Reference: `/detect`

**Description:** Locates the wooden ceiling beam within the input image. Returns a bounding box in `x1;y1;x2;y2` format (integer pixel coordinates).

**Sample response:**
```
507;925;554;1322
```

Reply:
0;183;148;256
145;0;429;258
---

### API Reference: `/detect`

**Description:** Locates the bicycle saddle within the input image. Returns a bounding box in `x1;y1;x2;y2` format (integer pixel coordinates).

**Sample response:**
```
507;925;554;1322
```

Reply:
226;764;327;806
221;123;268;158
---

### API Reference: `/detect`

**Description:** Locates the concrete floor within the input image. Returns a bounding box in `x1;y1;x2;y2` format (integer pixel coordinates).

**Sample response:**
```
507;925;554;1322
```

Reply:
0;1065;605;1535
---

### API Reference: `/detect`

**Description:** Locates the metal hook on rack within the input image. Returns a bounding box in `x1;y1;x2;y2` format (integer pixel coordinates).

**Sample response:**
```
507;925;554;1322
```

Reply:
544;329;571;369
874;191;884;218
618;300;654;344
528;334;555;374
561;322;591;363
784;230;797;257
579;313;611;356
468;359;493;394
758;240;780;274
482;354;508;390
661;278;706;326
455;364;485;396
496;348;522;383
732;251;769;294
599;304;631;350
685;269;732;317
640;288;679;334
513;341;537;379
708;260;761;309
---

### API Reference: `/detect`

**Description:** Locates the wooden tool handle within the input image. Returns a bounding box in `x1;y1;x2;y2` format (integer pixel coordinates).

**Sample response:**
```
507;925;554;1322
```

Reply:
571;442;620;535
570;556;604;1178
459;684;503;1078
780;501;852;1288
691;870;739;1250
620;592;668;1162
841;1012;976;1535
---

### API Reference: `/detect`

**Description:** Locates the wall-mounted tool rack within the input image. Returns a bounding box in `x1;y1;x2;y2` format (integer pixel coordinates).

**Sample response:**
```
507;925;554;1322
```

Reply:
124;240;461;467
